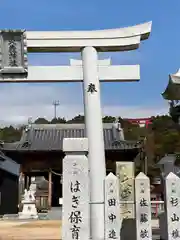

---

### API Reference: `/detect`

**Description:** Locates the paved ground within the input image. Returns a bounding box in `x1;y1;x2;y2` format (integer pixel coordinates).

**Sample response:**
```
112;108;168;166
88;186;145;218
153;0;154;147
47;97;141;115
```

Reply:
0;220;61;240
0;208;160;239
0;220;160;240
48;207;62;220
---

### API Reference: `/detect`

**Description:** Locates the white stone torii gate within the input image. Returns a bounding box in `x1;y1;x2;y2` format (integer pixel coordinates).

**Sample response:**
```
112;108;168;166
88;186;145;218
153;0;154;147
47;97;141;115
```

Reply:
0;22;152;240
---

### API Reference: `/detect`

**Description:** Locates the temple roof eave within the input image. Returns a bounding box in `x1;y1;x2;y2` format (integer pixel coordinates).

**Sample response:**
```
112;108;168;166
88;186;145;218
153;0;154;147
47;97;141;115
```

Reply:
0;123;143;152
2;140;142;152
0;150;20;176
162;70;180;100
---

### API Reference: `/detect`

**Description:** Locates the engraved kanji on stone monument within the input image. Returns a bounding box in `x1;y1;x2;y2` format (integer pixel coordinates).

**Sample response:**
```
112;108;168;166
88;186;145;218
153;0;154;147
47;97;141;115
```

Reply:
0;30;28;76
62;138;89;240
105;172;120;240
116;162;135;219
87;83;97;93
135;172;152;240
165;172;180;240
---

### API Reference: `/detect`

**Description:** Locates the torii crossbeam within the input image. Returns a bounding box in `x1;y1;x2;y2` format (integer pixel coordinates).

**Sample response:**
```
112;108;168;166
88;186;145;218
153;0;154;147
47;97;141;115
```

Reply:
0;64;140;82
0;22;152;240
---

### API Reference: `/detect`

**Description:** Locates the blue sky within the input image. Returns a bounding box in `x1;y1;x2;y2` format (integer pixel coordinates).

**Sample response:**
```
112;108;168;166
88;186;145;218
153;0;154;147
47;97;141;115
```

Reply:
0;0;179;123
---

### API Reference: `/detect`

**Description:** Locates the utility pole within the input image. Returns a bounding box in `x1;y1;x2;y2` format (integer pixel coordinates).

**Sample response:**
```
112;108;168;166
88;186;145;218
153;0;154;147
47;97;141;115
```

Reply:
52;100;60;119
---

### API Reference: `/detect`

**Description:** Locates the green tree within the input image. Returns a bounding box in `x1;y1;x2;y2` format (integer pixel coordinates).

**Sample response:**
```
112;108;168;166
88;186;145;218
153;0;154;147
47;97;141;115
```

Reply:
102;116;116;123
68;115;85;123
50;117;66;124
147;115;180;161
34;118;49;124
0;126;22;142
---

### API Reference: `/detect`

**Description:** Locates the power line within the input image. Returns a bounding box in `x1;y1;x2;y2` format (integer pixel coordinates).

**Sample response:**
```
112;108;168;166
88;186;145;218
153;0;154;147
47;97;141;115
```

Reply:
52;100;60;119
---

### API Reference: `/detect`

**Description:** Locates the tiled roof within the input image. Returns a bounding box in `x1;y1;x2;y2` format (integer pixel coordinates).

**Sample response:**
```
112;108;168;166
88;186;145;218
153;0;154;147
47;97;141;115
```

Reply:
157;154;176;165
0;151;20;176
162;69;180;100
2;123;142;151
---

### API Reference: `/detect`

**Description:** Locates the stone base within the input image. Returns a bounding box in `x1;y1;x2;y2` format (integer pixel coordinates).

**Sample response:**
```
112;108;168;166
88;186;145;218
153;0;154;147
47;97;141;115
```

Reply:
159;212;167;240
19;202;38;220
120;218;136;240
18;212;38;220
120;203;135;219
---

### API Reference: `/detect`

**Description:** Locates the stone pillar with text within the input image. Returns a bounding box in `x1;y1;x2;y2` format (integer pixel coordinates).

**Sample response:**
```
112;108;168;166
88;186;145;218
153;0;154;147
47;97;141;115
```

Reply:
116;161;135;219
62;138;90;240
82;46;106;240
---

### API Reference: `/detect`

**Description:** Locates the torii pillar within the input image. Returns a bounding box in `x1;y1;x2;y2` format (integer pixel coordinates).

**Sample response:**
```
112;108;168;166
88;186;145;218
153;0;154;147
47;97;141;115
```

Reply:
0;23;152;240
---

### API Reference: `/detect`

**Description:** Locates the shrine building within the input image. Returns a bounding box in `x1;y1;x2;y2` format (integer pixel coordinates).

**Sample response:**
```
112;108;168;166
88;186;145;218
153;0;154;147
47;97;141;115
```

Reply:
0;123;142;209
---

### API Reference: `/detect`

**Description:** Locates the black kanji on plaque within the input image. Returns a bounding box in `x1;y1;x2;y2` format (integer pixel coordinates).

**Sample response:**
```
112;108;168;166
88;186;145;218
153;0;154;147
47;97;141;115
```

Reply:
170;197;178;207
68;211;82;224
108;198;116;206
87;83;97;93
140;188;145;194
140;183;145;193
140;213;148;223
70;181;81;193
108;229;117;239
8;39;18;67
172;229;180;239
140;198;148;207
172;182;176;193
108;213;116;223
72;195;80;208
70;225;80;240
140;229;149;238
171;213;180;222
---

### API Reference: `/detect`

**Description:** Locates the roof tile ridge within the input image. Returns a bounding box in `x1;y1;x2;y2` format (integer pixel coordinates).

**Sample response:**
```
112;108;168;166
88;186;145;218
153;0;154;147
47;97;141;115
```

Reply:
18;124;32;146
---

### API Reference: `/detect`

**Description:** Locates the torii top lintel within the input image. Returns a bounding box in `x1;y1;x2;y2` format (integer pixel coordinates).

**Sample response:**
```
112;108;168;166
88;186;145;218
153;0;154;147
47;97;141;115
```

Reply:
27;21;152;53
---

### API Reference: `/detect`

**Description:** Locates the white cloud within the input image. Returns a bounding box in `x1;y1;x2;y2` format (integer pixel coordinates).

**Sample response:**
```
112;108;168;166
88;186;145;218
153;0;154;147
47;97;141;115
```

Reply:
0;83;169;127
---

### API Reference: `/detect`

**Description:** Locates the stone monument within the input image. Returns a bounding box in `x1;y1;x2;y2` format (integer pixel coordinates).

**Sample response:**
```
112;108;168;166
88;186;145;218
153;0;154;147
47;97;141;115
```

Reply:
135;172;152;240
19;188;38;219
116;161;135;219
62;138;90;240
159;172;180;240
104;173;120;240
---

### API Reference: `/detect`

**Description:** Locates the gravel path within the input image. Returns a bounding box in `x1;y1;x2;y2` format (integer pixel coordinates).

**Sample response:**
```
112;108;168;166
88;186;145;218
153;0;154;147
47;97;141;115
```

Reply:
0;220;61;240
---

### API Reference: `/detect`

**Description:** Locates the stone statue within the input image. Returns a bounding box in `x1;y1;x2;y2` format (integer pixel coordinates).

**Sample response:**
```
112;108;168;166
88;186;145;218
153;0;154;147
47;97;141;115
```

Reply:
114;117;125;141
23;189;29;201
23;188;35;203
19;188;38;219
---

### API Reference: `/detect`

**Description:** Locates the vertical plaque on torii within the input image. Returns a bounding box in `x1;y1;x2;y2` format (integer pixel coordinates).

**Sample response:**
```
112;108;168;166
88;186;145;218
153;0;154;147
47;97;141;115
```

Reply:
0;30;28;77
